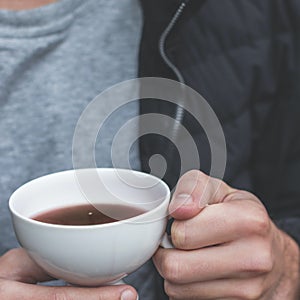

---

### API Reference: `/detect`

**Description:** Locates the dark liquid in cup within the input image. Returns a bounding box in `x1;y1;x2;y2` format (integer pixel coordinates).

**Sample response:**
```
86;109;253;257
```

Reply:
32;204;146;226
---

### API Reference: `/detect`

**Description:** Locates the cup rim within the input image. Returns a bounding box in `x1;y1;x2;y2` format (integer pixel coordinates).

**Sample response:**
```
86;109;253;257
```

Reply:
9;168;171;229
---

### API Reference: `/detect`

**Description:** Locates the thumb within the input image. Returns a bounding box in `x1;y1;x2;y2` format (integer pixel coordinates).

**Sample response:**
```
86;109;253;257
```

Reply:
2;280;138;300
0;249;138;300
169;170;235;220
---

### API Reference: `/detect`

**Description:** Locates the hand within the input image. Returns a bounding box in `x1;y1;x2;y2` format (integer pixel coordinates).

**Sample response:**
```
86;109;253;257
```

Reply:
153;170;300;299
0;248;137;300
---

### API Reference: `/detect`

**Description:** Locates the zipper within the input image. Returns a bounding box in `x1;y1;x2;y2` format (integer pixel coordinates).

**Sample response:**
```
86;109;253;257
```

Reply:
158;1;189;138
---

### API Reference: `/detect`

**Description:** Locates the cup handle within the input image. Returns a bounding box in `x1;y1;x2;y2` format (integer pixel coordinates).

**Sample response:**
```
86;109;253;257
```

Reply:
112;279;126;285
160;233;174;248
160;218;174;249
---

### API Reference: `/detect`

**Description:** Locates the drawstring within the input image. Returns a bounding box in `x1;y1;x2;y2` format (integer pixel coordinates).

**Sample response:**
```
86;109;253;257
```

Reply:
158;1;189;140
158;2;188;85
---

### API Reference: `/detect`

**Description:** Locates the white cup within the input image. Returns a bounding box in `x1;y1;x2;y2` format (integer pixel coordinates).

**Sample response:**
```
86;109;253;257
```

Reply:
9;168;170;286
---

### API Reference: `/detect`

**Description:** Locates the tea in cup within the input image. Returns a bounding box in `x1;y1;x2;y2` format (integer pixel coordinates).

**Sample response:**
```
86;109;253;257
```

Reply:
9;168;170;286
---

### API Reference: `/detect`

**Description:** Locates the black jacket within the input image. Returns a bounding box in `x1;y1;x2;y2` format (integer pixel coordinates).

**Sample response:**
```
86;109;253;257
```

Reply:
139;0;300;240
138;1;300;297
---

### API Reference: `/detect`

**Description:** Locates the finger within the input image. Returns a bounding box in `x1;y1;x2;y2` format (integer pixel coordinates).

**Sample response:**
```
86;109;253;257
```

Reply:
153;238;273;284
169;170;235;220
171;193;270;250
1;279;137;300
164;276;269;300
0;248;52;283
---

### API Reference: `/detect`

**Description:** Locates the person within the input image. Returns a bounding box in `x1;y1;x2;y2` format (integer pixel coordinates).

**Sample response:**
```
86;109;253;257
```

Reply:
0;0;299;299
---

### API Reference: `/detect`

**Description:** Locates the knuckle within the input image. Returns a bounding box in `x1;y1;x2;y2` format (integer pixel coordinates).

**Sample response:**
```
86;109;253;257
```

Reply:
244;245;273;273
256;249;273;273
242;208;271;236
253;213;270;236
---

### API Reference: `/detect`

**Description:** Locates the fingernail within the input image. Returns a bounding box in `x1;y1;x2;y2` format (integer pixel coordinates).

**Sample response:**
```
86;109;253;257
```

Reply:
171;193;193;209
121;289;137;300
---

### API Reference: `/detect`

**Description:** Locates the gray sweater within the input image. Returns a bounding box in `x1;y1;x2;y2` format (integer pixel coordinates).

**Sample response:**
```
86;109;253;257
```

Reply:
0;0;160;298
